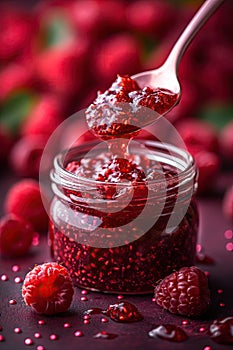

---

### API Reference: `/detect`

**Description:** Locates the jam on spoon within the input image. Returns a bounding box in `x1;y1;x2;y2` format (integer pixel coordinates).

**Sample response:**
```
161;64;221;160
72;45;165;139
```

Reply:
86;74;178;139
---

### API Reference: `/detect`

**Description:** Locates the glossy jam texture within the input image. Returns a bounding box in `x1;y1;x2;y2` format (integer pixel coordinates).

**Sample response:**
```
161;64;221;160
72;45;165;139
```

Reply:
50;153;198;293
85;75;178;139
50;72;195;293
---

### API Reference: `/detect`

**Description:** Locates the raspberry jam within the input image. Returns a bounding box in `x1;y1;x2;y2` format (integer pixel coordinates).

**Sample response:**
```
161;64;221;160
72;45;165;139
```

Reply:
148;324;188;342
85;75;178;139
49;140;198;293
209;317;233;345
83;301;143;323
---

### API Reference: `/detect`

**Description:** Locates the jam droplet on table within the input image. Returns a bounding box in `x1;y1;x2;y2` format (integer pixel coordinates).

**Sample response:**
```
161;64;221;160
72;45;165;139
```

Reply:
94;331;118;340
209;317;233;345
148;324;188;342
105;301;143;322
86;75;178;139
84;307;103;316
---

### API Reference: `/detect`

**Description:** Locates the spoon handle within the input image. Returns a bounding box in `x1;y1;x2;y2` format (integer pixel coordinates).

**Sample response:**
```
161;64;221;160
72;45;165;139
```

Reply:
165;0;224;72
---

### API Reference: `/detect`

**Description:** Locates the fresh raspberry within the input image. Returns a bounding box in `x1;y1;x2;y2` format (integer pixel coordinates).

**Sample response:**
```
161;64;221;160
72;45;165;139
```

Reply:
10;135;46;178
0;214;34;258
200;44;233;102
5;179;48;232
36;43;87;96
92;33;142;85
70;0;126;37
21;95;63;139
193;151;220;195
176;119;218;154
219;121;233;164
223;186;233;221
0;8;34;61
126;0;174;37
22;262;74;315
100;0;126;33
69;0;103;36
0;64;35;102
154;266;211;317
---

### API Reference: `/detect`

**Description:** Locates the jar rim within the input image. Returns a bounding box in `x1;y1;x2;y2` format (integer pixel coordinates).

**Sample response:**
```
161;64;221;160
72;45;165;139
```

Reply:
52;140;196;185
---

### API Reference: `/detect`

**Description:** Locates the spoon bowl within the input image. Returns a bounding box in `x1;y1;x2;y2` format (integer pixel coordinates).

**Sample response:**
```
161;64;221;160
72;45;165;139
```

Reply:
131;0;224;115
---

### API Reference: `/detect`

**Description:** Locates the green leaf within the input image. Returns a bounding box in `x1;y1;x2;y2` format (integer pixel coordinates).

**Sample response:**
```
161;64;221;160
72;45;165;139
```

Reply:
199;103;233;130
0;90;37;134
44;13;75;49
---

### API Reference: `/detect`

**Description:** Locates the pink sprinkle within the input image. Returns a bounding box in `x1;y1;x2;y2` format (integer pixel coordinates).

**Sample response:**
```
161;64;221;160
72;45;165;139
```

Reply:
117;295;124;300
203;347;212;350
32;232;40;246
204;271;210;277
101;317;108;323
50;334;58;341
12;265;20;272
83;319;90;325
9;299;17;305
199;327;206;332
219;302;225;307
34;332;41;338
224;229;233;239
226;242;233;252
80;296;88;301
182;320;189;325
151;297;156;302
217;289;223;294
83;315;90;320
25;338;33;345
64;323;72;328
81;290;88;295
0;335;5;342
14;327;22;334
196;243;202;253
37;346;45;350
14;276;23;284
38;320;45;325
74;331;84;337
1;274;9;281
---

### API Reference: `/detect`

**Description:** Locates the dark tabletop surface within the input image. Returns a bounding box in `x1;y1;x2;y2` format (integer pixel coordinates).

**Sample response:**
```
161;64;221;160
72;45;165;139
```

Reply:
0;172;232;350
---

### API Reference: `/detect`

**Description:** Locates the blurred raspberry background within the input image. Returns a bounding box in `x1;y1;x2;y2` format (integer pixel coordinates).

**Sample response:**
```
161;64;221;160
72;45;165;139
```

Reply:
0;0;232;203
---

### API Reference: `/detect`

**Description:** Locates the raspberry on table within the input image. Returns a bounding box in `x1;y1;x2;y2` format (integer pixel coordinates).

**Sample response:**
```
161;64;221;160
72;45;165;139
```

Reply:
0;214;34;257
5;179;48;232
22;262;74;315
154;266;210;317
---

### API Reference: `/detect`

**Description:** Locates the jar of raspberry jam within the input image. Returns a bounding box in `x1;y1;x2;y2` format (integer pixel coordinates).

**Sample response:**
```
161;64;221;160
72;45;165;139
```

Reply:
49;140;198;294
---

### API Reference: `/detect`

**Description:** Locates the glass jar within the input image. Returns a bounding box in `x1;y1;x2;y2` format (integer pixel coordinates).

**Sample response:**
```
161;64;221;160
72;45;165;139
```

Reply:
49;140;199;294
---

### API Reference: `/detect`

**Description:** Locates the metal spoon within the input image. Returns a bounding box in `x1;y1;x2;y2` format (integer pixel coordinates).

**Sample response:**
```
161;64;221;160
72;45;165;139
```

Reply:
132;0;224;111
